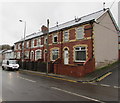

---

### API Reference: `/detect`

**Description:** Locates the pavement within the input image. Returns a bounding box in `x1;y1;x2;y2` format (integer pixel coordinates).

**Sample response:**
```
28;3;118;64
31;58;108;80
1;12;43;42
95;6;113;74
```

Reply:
19;61;120;83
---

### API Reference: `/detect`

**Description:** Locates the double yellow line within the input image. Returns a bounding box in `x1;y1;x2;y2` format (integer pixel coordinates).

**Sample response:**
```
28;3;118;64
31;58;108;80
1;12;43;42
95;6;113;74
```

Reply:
96;72;112;82
19;70;77;83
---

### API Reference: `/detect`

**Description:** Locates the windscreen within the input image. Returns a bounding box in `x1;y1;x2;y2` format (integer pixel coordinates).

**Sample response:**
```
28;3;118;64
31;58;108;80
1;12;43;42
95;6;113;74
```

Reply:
9;60;17;64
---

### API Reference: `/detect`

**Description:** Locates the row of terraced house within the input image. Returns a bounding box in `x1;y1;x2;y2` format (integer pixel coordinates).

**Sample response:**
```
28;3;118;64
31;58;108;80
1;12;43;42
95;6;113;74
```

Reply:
14;8;119;77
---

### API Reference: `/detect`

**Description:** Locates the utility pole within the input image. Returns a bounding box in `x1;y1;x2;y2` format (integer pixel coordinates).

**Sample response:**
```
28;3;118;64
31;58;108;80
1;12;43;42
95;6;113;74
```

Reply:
19;20;26;69
46;19;49;75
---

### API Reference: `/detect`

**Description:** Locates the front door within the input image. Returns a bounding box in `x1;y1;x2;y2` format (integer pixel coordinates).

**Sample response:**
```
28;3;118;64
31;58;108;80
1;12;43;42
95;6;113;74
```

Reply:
64;50;69;64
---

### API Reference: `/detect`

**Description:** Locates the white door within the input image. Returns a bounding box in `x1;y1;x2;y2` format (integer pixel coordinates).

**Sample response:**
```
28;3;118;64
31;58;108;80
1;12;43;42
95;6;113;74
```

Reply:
64;50;69;64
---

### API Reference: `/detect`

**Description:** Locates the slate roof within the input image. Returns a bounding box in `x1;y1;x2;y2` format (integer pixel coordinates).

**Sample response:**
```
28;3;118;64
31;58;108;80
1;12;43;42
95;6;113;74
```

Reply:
15;8;118;43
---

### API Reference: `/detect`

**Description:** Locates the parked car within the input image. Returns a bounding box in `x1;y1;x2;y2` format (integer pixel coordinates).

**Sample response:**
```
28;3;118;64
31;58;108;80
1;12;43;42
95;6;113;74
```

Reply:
2;60;19;70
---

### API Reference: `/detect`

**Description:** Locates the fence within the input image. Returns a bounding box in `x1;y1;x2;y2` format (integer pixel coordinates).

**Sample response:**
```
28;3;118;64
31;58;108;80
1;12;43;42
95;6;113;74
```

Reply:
18;61;54;73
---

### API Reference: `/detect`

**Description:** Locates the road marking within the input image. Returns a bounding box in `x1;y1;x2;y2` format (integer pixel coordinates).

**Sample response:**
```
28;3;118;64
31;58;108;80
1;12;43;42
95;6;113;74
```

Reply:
19;70;77;83
0;98;2;102
100;84;110;87
114;86;120;89
89;82;98;85
17;76;36;83
97;72;112;82
51;87;105;103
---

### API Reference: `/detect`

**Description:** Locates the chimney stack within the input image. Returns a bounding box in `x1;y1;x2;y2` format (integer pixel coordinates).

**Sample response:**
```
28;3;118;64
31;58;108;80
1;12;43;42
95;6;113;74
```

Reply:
41;25;48;34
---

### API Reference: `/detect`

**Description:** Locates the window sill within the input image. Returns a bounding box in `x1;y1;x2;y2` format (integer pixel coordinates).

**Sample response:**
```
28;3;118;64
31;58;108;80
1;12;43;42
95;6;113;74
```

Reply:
74;60;86;63
64;64;77;66
53;42;58;44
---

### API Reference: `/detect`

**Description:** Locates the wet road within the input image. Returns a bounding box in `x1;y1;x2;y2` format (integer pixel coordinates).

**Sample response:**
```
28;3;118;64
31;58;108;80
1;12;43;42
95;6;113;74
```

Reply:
1;66;119;102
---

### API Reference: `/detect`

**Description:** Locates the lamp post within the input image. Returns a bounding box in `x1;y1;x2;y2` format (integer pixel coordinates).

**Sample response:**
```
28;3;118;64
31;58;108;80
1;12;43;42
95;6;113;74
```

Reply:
19;20;26;69
46;19;49;75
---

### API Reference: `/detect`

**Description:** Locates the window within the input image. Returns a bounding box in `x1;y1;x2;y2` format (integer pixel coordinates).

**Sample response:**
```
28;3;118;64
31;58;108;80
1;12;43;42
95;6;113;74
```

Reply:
24;51;29;59
51;49;59;61
14;52;17;58
26;41;29;48
119;44;120;50
31;40;34;48
18;43;21;50
35;50;42;60
74;46;86;62
53;34;58;43
37;38;41;46
44;36;47;44
15;44;17;50
76;27;84;39
17;52;20;59
22;42;24;49
118;36;120;42
64;31;69;42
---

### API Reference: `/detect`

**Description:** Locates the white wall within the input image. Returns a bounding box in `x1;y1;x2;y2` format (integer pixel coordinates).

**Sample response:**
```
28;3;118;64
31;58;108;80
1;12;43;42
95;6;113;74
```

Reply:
3;50;14;60
94;11;118;68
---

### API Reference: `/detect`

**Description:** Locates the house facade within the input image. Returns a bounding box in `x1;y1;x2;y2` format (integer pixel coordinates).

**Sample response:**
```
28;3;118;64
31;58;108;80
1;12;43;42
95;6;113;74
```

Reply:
14;9;119;77
2;50;15;60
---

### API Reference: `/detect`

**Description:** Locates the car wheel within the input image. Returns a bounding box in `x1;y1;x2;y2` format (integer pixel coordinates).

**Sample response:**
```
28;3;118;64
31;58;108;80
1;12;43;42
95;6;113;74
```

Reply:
2;66;4;70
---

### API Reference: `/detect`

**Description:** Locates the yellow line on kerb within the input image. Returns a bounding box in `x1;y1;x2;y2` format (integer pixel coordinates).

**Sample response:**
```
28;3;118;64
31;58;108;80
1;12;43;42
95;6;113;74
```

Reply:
19;71;77;83
97;72;112;82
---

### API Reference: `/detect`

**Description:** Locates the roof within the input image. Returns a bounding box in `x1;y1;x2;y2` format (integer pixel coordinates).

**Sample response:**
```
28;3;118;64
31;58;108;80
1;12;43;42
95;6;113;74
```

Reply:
2;50;13;54
15;8;116;43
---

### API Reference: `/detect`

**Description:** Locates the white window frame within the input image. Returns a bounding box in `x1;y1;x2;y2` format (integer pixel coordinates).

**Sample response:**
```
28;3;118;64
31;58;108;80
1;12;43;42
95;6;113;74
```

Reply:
63;30;69;42
24;51;29;59
51;49;59;61
14;44;17;50
17;52;20;59
18;43;21;50
44;36;47;44
76;27;84;40
31;39;34;48
26;41;29;48
74;46;86;62
119;44;120;50
35;49;42;61
118;36;120;42
53;34;58;43
37;38;41;46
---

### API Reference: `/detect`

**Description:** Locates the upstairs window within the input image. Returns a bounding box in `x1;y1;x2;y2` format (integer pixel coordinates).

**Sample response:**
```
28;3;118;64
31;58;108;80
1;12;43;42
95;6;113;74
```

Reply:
76;27;84;39
74;46;86;62
18;43;21;50
44;36;47;44
53;34;58;43
31;40;34;48
119;44;120;50
118;36;120;42
63;30;69;42
37;38;41;46
26;41;29;48
51;49;59;61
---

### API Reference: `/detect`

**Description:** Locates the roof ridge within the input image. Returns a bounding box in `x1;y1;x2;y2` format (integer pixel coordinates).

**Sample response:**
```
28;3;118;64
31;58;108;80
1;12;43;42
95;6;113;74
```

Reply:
50;9;108;29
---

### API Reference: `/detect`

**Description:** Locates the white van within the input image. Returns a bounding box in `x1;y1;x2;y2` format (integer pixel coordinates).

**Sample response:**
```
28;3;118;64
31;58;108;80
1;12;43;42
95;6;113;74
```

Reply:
2;60;19;70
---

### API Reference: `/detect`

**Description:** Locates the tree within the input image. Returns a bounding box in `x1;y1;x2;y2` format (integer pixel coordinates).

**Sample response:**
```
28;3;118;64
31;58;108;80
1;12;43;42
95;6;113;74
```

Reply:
0;44;12;50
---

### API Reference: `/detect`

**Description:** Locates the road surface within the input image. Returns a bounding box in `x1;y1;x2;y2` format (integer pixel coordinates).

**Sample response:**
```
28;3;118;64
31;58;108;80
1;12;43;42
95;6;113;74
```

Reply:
0;66;119;102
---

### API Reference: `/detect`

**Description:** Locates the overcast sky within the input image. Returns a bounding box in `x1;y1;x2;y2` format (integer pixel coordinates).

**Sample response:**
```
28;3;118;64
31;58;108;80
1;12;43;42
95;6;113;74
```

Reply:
0;0;119;46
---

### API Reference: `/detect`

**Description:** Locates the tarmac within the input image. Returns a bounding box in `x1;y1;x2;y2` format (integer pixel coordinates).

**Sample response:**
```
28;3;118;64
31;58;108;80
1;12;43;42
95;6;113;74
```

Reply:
19;62;120;83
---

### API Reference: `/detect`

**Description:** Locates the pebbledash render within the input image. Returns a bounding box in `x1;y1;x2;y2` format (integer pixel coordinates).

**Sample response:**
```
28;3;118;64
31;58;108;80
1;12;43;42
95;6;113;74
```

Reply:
14;8;119;77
